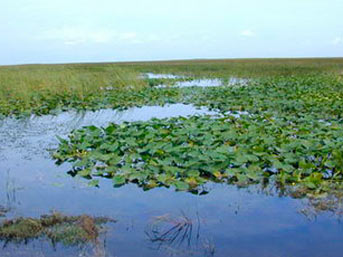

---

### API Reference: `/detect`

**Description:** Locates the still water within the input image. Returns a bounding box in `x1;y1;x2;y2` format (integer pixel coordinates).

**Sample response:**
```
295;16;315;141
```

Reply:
0;104;342;257
145;73;249;88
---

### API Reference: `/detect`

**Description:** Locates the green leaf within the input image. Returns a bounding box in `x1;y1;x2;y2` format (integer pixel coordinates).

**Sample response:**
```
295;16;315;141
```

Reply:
88;179;99;187
78;169;91;177
113;176;126;186
172;181;190;191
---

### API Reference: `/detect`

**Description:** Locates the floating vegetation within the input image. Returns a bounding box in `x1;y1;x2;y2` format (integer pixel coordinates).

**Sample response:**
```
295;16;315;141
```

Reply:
52;112;343;194
0;212;115;247
52;74;343;195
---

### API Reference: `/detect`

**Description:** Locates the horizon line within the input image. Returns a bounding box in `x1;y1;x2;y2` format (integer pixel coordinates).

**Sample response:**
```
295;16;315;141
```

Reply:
2;56;343;67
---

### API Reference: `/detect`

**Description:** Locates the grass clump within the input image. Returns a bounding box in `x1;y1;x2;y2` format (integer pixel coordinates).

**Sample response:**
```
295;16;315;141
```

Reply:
0;212;115;246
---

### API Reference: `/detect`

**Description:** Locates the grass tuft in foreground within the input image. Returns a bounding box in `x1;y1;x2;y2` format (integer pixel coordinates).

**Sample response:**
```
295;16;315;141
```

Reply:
0;212;115;246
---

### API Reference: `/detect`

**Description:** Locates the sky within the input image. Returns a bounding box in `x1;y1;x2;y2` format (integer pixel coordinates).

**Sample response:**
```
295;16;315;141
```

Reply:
1;0;343;65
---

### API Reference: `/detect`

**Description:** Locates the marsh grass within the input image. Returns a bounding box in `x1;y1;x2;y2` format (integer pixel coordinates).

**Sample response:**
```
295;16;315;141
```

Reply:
1;58;343;116
0;64;145;116
120;58;343;78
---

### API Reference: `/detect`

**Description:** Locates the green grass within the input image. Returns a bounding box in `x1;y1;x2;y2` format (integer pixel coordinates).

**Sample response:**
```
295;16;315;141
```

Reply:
1;58;343;116
118;58;343;78
0;64;145;116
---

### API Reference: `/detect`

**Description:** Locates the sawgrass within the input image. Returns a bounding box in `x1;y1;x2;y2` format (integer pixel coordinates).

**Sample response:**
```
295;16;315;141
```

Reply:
1;58;343;116
118;58;343;78
0;63;145;116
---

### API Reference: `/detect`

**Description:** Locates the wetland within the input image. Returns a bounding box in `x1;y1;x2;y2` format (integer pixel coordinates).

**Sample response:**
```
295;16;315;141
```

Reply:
1;58;343;257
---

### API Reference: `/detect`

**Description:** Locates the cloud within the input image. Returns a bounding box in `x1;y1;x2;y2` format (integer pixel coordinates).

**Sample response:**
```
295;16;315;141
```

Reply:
41;27;115;45
332;37;343;45
119;32;137;40
39;27;142;45
240;29;255;37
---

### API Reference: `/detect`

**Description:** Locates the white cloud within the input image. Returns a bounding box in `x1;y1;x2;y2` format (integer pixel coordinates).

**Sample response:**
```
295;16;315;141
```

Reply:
39;27;143;45
332;37;343;45
40;27;115;45
119;32;137;40
240;29;255;37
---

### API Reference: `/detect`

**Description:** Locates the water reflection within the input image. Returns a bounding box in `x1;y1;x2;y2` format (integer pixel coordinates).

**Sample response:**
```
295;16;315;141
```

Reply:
1;104;343;256
0;180;342;256
175;78;248;88
0;104;216;159
144;73;249;88
145;211;215;257
0;212;115;257
145;73;183;79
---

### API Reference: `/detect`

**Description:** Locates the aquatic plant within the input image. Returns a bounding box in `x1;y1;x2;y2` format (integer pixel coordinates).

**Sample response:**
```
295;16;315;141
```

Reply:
145;213;196;249
0;212;115;247
52;113;343;193
145;212;214;256
52;73;343;195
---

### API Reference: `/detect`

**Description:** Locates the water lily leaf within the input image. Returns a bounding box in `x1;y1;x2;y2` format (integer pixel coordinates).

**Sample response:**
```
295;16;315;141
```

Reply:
78;169;91;177
88;179;99;187
113;176;126;186
172;181;190;191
